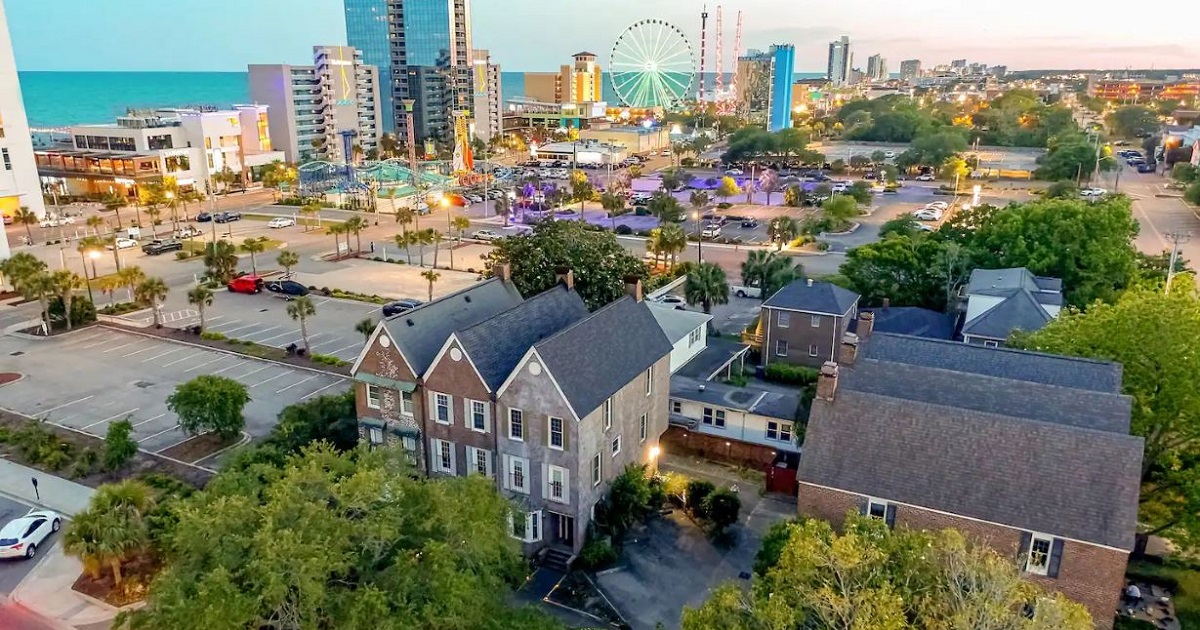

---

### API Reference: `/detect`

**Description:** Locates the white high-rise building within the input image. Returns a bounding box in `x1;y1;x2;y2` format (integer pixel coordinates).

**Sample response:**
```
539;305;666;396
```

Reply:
0;1;46;259
471;49;502;142
827;36;852;87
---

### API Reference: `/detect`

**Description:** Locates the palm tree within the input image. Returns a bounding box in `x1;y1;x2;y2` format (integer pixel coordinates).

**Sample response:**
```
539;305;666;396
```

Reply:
0;251;47;291
495;192;512;227
187;285;214;332
75;237;105;279
63;480;156;586
144;206;162;236
646;228;667;268
742;250;803;300
600;192;628;232
286;295;316;353
85;214;105;237
345;216;369;253
203;241;239;283
689;190;710;220
240;237;266;275
767;216;801;250
118;266;145;304
13;206;37;244
420;269;441;301
136;277;169;327
449;216;471;269
659;223;688;268
354;316;375;341
277;250;300;278
426;229;444;269
684;262;730;321
394;206;414;238
101;193;125;229
741;249;773;296
327;223;347;256
50;270;86;331
300;201;320;232
21;271;55;332
98;274;122;308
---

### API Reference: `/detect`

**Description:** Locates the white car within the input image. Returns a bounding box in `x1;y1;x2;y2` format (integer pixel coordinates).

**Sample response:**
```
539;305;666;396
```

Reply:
884;150;896;159
831;183;850;193
925;201;949;210
465;194;484;204
915;174;935;181
724;168;743;176
108;237;138;250
914;223;936;232
472;229;501;241
702;225;722;238
0;509;61;559
1080;188;1108;197
38;217;62;228
268;217;296;229
913;209;942;221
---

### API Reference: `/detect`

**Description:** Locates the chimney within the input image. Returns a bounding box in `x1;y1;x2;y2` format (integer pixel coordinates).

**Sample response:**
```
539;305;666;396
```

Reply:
555;267;575;291
816;361;840;401
839;333;859;366
807;278;814;287
494;262;512;283
624;275;644;302
857;311;874;340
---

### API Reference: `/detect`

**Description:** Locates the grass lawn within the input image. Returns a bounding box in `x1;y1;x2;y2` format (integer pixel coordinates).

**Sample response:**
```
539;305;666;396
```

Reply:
1127;558;1200;627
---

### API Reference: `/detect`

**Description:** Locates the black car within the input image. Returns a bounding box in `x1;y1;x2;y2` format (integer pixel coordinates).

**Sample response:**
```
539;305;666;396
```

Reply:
196;212;213;222
382;298;423;317
265;280;309;297
740;218;759;228
1137;162;1158;173
214;211;242;223
141;239;184;255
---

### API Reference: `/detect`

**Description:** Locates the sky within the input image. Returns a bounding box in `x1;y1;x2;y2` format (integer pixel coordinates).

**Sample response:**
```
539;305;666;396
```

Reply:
6;0;1200;73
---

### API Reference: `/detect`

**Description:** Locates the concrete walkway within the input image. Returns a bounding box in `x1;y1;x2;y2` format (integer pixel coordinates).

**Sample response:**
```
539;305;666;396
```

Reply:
0;459;119;629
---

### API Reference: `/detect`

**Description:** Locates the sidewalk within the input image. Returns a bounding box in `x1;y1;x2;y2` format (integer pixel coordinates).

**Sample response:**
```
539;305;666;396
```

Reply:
0;460;118;629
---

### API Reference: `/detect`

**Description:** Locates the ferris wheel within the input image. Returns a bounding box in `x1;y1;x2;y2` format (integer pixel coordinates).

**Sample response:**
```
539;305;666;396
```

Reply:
610;19;695;109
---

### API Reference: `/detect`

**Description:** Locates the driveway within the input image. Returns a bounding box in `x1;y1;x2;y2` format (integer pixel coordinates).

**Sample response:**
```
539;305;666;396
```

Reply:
0;328;350;455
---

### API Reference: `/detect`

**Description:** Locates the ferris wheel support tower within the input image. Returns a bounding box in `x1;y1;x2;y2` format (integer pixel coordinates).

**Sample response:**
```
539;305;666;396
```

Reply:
698;6;709;101
714;6;724;102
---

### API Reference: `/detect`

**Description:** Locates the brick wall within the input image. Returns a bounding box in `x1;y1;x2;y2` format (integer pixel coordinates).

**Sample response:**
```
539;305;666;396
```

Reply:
798;483;1125;629
661;426;776;469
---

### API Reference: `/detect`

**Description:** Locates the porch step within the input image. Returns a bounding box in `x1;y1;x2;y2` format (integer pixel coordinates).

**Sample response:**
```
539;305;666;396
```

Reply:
542;547;575;573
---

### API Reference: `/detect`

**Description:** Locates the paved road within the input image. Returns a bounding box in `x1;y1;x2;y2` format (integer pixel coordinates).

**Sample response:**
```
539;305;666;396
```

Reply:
0;496;56;597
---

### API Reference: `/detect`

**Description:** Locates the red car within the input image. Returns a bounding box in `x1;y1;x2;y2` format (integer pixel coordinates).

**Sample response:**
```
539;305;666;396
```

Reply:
227;275;264;294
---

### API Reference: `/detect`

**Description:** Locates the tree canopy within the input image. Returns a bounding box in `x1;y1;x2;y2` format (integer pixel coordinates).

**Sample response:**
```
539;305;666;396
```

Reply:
1107;105;1161;138
483;219;646;310
682;515;1093;630
165;376;251;440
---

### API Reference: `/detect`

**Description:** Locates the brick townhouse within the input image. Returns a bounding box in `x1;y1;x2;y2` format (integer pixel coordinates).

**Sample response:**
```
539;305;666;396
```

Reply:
351;268;672;557
798;329;1143;628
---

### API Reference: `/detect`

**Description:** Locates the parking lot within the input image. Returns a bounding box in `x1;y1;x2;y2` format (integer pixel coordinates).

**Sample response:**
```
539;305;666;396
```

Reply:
0;496;55;597
0;328;350;456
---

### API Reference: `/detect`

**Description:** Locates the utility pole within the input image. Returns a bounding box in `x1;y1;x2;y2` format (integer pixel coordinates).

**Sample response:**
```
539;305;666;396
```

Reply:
1165;231;1192;294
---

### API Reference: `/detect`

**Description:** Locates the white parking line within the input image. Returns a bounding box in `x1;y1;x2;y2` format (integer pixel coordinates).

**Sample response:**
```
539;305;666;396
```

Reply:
238;325;284;341
256;329;300;344
79;337;114;350
38;395;94;416
133;413;167;427
143;347;184;362
250;371;293;387
65;332;105;346
300;381;345;400
275;375;317;394
211;360;247;375
235;365;271;379
82;408;140;430
163;351;207;367
213;321;260;335
101;341;140;353
122;344;163;357
184;356;231;372
138;424;181;443
326;342;363;357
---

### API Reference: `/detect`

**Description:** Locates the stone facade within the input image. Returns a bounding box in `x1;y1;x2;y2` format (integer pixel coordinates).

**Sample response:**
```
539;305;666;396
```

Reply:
354;328;424;469
798;482;1125;629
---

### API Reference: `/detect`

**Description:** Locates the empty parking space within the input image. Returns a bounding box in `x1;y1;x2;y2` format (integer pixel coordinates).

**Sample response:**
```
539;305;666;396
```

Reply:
0;328;350;455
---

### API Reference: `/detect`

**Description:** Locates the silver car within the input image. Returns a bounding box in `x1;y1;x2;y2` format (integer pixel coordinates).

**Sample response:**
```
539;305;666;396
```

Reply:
0;509;61;559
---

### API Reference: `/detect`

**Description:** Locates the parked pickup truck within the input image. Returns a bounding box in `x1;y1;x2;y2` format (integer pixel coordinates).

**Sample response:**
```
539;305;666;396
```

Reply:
730;281;762;299
141;239;184;255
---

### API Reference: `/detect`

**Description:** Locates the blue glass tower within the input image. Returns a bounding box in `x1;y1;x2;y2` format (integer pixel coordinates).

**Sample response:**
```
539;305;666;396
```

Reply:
768;45;795;133
345;0;395;133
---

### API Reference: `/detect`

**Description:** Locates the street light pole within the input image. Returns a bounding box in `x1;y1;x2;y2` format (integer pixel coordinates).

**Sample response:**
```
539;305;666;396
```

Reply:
694;211;703;263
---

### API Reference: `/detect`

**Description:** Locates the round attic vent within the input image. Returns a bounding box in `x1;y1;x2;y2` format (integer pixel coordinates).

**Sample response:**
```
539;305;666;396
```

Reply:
450;348;463;361
529;361;542;376
379;335;391;348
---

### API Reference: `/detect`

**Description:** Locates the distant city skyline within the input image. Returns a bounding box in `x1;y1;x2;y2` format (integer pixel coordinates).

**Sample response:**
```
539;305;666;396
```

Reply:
6;0;1200;73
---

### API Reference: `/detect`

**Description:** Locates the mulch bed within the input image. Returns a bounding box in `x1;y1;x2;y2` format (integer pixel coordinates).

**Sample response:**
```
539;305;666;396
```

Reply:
157;432;238;464
0;373;20;386
0;410;213;489
72;551;159;607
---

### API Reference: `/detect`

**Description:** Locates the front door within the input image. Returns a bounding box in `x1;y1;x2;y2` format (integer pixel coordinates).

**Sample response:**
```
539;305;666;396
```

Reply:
551;512;575;548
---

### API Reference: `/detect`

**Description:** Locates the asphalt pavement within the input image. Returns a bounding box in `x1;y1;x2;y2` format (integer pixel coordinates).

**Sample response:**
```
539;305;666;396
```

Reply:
0;496;55;597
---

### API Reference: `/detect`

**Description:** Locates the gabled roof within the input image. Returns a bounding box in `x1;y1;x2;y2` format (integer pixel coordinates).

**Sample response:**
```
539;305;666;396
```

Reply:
646;303;711;345
967;267;1062;296
962;289;1054;340
963;268;1062;339
670;376;800;420
381;279;523;376
763;280;859;316
452;286;590;391
860;306;955;340
534;297;672;417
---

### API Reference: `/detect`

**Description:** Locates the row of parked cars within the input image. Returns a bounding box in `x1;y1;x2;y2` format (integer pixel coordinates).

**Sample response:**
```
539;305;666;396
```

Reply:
196;211;242;224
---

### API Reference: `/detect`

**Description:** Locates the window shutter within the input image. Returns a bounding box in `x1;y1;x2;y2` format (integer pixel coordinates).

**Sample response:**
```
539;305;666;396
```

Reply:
1018;531;1033;571
562;468;570;504
885;504;897;529
542;463;550;500
448;442;457;476
429;438;438;471
562;418;570;451
501;455;510;490
485;450;493;478
1047;539;1064;578
859;497;869;516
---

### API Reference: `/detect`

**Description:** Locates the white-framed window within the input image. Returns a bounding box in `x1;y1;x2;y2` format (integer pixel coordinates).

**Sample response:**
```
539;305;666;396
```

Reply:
365;384;381;410
640;414;647;442
367;427;384;445
401;436;418;466
766;421;793;442
611;435;621;457
400;390;414;416
811;315;822;327
702;407;726;428
776;340;789;356
671;400;682;414
430;439;455;475
510;510;542;543
548;416;564;450
432;392;451;425
469;399;489;432
466;446;492;477
688;327;703;346
547;465;569;504
867;498;888;520
604;398;613;430
808;344;819;357
1026;534;1054;576
777;312;791;328
984;340;1000;348
592;452;602;486
505;455;529;493
645;366;653;395
508;408;524;441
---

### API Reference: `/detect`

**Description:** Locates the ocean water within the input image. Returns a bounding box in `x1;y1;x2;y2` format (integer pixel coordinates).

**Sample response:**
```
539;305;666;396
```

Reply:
18;70;830;128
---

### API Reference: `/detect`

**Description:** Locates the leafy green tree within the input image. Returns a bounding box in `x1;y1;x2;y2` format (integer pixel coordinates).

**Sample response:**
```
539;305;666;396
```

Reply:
839;235;970;311
847;180;873;204
166;375;250;440
239;237;266;275
702;488;740;534
822;194;860;228
1034;136;1112;181
940;155;970;181
682;516;1093;630
124;446;554;630
186;285;214;333
1170;163;1200;184
684;262;729;318
1107;105;1160;137
878;215;922;239
909;130;969;165
659;166;689;192
1186;181;1200;206
647;190;684;224
715;176;740;204
484;219;647;310
103;419;138;471
604;464;654;538
1044;180;1080;199
354;317;375;342
742;250;802;300
203;241;239;283
1012;283;1200;547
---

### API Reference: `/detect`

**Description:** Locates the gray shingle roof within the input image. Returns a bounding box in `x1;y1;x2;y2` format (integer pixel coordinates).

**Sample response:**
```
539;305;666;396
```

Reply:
962;289;1054;340
800;389;1143;549
864;333;1123;393
860;306;955;340
646;302;711;345
454;286;590;391
382;279;523;376
963;268;1062;340
535;297;673;417
967;267;1052;294
670;376;800;420
674;337;751;381
763;280;859;316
